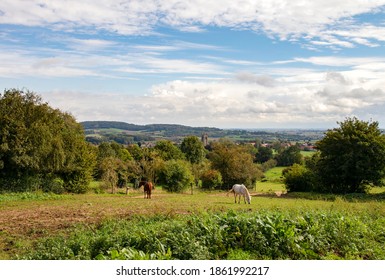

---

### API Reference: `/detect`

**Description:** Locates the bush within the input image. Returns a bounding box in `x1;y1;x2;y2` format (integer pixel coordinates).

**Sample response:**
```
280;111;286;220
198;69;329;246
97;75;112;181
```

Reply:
161;160;194;192
283;164;317;192
261;159;277;172
200;169;223;189
42;175;65;194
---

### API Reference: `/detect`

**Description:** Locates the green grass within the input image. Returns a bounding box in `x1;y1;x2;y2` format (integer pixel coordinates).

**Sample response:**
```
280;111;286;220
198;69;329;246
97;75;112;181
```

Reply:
300;150;316;157
1;185;385;260
258;166;286;193
0;191;67;202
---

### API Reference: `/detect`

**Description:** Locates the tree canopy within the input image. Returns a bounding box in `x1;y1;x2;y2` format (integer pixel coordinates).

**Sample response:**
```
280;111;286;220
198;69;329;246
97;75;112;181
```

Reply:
208;139;262;188
315;117;385;193
180;135;206;164
0;89;95;193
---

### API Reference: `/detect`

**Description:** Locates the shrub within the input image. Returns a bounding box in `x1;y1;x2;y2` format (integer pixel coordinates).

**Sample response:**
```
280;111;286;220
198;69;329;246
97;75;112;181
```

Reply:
200;169;223;189
161;160;194;192
283;164;317;192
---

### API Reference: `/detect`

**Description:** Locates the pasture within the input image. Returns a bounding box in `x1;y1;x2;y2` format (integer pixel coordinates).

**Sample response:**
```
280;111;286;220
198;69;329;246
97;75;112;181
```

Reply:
1;186;385;260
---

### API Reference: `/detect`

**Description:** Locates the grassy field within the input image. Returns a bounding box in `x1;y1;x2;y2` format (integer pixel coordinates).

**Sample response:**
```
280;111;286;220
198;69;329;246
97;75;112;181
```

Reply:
1;180;385;260
258;166;286;194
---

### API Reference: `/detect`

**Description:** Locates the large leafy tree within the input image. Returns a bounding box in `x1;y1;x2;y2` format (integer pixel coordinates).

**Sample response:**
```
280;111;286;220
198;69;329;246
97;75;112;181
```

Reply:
255;146;273;163
275;145;303;166
161;159;194;192
315;117;385;193
153;140;184;161
180;135;206;164
0;89;95;193
208;139;263;188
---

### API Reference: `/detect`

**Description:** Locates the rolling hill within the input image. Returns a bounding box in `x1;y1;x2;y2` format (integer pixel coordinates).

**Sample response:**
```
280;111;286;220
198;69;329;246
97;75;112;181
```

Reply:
80;121;325;145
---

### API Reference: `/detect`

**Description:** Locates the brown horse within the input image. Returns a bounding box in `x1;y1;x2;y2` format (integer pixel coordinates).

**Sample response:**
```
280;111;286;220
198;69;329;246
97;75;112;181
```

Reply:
139;181;154;199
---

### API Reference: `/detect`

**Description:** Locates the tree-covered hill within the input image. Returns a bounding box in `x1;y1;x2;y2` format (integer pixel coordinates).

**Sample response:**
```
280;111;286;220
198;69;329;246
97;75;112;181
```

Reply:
81;121;325;145
81;121;222;135
81;121;225;144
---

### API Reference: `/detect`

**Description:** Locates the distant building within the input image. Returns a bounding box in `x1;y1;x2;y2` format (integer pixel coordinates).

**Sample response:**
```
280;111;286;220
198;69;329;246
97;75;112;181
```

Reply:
201;133;208;146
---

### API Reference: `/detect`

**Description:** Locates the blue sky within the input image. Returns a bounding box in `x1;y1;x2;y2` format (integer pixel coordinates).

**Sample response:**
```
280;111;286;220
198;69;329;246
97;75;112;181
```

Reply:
1;1;385;129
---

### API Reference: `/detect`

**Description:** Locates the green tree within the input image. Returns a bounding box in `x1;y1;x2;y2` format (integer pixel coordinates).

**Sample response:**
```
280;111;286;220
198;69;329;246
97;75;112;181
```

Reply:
0;89;95;193
208;139;262;188
100;157;120;194
275;145;303;166
180;136;206;164
139;147;164;183
315;117;385;193
255;146;273;163
200;169;223;190
283;163;317;192
153;140;184;161
161;159;194;192
96;142;138;189
127;144;143;161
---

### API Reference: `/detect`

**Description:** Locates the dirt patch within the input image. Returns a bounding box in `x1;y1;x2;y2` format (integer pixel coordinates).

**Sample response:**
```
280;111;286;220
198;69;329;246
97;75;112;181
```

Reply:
1;206;95;236
0;193;179;238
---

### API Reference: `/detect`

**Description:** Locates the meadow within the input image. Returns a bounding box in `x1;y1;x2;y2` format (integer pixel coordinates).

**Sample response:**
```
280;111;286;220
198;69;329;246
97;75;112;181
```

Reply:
1;173;385;260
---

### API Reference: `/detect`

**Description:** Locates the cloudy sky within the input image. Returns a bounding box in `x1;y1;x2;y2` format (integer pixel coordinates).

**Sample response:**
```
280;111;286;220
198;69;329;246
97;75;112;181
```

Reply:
1;0;385;129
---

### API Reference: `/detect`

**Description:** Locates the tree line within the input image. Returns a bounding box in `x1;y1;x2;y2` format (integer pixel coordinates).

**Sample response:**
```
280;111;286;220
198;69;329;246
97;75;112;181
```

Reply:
1;89;385;194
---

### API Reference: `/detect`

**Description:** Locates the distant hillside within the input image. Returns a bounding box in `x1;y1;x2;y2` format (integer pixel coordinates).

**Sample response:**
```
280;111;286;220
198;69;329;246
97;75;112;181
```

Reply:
81;121;222;135
80;121;225;145
80;121;325;145
81;121;146;131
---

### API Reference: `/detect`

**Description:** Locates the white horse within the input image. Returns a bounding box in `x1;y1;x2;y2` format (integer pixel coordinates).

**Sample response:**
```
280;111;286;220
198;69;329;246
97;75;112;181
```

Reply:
228;184;251;204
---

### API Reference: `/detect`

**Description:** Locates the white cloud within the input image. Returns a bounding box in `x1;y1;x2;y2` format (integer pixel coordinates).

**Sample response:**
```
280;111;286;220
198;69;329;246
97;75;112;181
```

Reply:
293;56;385;67
40;64;384;128
1;0;385;48
0;39;228;78
0;47;101;78
67;38;117;51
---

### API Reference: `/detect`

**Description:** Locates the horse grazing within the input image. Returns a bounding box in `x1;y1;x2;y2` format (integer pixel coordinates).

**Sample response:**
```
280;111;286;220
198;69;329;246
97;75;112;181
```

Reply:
139;181;154;199
228;184;251;204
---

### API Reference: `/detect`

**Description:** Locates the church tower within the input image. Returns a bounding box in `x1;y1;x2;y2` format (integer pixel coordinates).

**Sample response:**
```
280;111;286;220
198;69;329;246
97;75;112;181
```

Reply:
201;133;208;147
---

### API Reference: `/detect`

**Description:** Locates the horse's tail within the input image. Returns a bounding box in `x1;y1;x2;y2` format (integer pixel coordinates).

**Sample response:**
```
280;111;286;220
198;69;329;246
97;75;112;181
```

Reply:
227;186;234;196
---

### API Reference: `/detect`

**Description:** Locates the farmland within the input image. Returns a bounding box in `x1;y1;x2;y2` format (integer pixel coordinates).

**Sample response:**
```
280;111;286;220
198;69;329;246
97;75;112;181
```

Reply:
1;179;385;260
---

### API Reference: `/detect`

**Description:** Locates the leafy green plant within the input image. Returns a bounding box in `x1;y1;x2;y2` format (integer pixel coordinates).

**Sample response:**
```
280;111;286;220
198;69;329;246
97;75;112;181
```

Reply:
18;211;385;260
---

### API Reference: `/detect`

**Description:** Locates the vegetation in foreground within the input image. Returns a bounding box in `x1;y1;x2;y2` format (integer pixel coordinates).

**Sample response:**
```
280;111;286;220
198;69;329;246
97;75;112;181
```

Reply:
1;188;384;260
18;210;385;260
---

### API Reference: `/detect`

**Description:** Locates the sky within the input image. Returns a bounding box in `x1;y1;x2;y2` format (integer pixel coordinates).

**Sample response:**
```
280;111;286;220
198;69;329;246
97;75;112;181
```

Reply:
1;1;385;129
